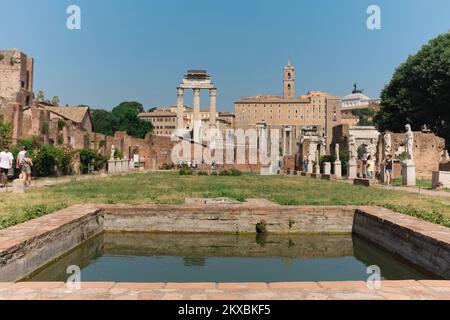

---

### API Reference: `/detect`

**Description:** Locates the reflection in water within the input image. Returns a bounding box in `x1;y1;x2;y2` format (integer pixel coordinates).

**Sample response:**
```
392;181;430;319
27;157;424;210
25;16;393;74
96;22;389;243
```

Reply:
24;232;438;283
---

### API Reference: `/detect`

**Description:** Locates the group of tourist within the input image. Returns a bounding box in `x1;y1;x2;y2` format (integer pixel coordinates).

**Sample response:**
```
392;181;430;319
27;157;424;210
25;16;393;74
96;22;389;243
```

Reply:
0;145;33;188
364;154;394;186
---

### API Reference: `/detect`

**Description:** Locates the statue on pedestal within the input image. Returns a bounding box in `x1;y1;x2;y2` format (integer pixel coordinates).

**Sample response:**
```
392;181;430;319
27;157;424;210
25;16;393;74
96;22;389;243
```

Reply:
383;133;392;158
335;143;340;161
405;124;414;161
348;135;356;161
110;145;116;161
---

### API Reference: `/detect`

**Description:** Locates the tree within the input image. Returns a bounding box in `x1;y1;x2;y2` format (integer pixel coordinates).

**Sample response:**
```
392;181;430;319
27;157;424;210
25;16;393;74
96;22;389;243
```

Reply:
91;109;116;136
36;90;45;102
374;31;450;148
111;101;152;138
91;102;153;139
0;121;12;148
51;96;60;105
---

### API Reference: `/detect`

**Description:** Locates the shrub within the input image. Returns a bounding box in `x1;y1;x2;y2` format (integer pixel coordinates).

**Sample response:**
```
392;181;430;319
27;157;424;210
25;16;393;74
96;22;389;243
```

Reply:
33;144;73;177
179;167;193;175
79;148;108;174
161;163;175;170
197;171;209;176
57;119;66;130
229;168;242;176
320;155;336;164
41;122;49;134
0;53;4;62
57;133;64;145
219;170;232;176
0;120;12;148
99;140;107;148
114;148;123;160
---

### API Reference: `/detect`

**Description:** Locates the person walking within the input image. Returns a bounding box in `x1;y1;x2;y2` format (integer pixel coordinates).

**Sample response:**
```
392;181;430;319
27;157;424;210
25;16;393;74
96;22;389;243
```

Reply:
0;146;14;188
16;146;27;179
21;152;33;187
384;154;393;186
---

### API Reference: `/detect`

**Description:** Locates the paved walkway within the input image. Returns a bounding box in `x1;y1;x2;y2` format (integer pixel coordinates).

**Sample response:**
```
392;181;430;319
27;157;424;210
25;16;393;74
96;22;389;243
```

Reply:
0;281;449;300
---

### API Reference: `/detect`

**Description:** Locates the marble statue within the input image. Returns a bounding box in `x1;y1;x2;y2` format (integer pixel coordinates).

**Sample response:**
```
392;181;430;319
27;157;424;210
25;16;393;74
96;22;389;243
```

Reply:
335;143;340;161
405;124;414;161
348;135;356;161
384;133;392;158
110;145;116;160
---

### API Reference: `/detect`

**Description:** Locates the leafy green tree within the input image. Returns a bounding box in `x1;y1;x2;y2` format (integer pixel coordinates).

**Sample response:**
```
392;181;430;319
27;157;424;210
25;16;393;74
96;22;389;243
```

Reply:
36;90;45;102
0;121;12;148
91;102;153;139
374;31;450;148
91;109;116;136
111;101;152;138
51;96;60;105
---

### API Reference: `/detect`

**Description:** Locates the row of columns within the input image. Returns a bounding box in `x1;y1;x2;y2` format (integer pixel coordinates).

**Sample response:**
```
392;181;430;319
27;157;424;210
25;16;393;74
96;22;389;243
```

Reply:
177;87;217;132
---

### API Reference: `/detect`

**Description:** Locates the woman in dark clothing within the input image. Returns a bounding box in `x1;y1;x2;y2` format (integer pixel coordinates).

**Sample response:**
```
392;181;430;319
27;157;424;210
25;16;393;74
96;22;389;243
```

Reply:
384;154;393;186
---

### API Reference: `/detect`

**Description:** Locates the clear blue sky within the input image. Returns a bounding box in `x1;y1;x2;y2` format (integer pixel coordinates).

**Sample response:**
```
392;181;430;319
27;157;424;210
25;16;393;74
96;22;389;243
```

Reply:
1;0;449;112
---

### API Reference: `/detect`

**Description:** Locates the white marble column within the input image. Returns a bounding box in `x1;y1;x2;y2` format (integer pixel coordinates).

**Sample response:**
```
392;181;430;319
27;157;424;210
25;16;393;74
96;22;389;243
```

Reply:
209;88;217;127
177;88;184;130
283;129;287;156
193;88;201;132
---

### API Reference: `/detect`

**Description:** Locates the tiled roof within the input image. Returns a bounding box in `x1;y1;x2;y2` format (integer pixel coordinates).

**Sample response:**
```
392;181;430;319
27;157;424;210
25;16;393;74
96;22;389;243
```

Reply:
41;105;89;124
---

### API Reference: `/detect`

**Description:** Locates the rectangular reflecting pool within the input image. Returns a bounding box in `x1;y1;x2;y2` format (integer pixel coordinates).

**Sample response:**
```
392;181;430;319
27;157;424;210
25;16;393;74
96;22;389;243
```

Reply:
23;232;438;282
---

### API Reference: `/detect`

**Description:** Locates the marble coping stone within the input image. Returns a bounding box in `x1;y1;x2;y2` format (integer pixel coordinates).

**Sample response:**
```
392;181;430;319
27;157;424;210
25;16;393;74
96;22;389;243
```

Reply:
0;280;449;300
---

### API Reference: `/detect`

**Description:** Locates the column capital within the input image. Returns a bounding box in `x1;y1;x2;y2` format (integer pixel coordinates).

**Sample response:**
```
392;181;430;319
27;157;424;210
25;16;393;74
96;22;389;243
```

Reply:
177;87;184;95
210;88;217;96
193;88;201;95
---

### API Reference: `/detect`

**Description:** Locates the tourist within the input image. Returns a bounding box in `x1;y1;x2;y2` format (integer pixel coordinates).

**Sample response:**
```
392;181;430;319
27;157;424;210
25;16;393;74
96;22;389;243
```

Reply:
384;154;393;186
366;155;375;179
16;146;27;179
303;157;308;172
0;146;14;188
21;152;33;187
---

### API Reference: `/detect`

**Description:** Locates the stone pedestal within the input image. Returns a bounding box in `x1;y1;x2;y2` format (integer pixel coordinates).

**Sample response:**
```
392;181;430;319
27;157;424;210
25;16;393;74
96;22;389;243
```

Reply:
432;171;450;189
12;179;25;194
314;163;320;175
307;161;313;174
402;161;416;186
347;159;357;180
333;161;342;179
380;164;386;183
323;162;331;175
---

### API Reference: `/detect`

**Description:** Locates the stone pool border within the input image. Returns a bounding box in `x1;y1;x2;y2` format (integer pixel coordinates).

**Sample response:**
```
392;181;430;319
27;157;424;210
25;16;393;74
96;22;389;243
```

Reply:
0;199;449;300
0;280;449;300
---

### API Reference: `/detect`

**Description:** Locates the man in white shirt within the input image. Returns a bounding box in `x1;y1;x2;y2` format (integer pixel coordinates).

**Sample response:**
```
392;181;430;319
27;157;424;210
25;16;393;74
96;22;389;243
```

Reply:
0;146;14;187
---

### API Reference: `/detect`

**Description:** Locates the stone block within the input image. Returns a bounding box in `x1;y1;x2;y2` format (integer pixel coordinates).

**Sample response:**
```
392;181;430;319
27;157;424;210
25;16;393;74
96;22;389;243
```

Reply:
432;171;450;189
347;160;357;180
12;179;25;193
402;161;416;186
333;161;342;179
323;162;331;175
353;178;372;187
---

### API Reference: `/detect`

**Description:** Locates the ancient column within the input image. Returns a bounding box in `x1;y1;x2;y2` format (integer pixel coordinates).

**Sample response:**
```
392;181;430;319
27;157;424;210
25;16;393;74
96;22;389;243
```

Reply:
193;88;201;132
177;88;184;130
209;88;217;127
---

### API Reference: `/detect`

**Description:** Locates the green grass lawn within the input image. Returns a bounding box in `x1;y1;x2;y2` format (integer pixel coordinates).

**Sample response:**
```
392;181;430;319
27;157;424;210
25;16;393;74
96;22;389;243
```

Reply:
1;171;449;229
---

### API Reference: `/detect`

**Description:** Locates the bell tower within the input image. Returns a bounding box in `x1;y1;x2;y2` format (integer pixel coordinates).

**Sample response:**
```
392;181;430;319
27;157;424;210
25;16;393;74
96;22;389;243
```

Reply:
283;61;295;99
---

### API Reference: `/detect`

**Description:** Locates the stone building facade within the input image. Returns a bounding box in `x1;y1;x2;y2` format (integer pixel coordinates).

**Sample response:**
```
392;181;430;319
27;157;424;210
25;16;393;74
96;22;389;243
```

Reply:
234;63;341;155
0;49;34;108
139;106;235;137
